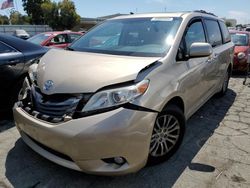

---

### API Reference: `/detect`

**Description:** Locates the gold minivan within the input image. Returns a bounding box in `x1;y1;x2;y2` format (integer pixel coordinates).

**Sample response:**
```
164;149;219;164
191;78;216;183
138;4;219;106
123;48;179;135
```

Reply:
14;11;234;175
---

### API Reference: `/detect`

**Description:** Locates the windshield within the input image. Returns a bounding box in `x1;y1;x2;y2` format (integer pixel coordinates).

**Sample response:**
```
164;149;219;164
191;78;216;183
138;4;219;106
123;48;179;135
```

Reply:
231;33;249;46
70;17;182;57
28;33;52;45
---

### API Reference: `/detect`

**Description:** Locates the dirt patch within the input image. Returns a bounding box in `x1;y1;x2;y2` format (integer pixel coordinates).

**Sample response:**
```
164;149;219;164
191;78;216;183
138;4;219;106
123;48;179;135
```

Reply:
231;175;246;183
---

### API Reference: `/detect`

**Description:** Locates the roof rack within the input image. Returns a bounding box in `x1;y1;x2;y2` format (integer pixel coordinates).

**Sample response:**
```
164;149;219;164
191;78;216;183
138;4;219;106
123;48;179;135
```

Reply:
193;10;217;17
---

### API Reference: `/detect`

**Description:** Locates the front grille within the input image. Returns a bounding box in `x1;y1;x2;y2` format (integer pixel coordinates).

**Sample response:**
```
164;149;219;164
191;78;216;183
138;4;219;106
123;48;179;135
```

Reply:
21;86;92;123
33;88;81;118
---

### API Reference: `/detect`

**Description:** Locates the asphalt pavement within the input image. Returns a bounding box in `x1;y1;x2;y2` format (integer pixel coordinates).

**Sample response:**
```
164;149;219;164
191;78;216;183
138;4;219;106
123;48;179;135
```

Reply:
0;77;250;188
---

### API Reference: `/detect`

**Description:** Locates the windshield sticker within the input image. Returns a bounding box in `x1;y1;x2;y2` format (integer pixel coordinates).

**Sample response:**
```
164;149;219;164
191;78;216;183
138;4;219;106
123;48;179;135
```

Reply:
151;17;174;22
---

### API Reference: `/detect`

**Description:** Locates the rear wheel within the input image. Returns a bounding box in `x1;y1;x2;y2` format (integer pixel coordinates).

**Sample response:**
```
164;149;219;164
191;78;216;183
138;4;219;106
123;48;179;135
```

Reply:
148;105;185;165
217;69;230;97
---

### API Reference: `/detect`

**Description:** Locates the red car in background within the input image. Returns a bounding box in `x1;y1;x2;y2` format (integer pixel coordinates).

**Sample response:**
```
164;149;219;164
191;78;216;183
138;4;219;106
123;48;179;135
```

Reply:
230;30;250;71
27;31;83;48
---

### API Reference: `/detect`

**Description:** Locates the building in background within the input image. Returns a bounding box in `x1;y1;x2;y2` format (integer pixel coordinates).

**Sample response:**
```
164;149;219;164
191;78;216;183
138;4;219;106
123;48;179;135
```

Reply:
78;13;127;31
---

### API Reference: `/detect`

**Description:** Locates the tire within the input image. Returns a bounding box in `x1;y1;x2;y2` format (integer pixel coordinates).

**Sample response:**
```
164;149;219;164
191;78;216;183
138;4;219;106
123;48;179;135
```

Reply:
217;69;230;97
147;104;185;165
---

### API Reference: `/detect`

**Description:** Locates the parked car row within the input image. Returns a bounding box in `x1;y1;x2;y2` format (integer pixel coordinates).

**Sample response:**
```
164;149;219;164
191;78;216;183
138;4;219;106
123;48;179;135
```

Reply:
0;34;48;111
0;30;84;112
0;29;84;110
228;26;250;32
12;30;83;48
27;31;83;48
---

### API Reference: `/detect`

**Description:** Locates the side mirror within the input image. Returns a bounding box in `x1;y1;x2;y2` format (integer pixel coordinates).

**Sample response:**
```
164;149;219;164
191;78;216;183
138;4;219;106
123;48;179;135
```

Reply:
189;42;213;58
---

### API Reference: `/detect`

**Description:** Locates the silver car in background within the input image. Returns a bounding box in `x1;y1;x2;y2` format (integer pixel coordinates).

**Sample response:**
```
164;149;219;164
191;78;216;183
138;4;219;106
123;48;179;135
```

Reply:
13;29;30;40
14;10;234;175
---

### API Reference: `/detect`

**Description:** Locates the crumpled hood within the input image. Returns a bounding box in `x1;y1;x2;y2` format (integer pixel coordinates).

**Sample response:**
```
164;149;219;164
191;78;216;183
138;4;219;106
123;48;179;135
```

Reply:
37;49;159;95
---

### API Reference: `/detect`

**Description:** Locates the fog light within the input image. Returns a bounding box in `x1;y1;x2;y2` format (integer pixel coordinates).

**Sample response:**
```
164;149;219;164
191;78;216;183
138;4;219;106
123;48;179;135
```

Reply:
102;157;126;165
114;157;125;165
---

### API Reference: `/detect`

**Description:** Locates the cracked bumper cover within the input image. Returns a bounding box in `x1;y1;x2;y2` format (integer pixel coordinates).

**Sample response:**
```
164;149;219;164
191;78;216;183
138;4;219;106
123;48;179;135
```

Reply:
13;104;158;175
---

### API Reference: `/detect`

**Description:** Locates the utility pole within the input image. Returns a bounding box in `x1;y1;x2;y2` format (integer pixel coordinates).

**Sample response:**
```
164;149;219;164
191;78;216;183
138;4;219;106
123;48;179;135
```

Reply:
5;9;11;25
14;0;18;12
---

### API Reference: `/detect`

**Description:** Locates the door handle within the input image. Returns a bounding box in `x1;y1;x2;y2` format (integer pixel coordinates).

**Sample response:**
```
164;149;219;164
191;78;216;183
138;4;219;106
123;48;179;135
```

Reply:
207;54;219;63
213;53;219;60
206;57;213;63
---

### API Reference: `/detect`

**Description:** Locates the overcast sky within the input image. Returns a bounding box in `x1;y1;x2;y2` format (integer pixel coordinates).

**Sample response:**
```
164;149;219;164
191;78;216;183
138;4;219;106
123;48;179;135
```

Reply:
1;0;250;24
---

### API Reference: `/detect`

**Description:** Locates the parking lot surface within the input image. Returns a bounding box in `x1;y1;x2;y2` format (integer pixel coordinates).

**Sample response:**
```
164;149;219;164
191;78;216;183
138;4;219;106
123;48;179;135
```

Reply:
0;77;250;188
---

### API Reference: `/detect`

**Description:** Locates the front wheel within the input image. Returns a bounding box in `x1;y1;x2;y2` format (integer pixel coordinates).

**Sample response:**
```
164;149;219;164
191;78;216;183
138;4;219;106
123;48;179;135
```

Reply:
147;105;185;165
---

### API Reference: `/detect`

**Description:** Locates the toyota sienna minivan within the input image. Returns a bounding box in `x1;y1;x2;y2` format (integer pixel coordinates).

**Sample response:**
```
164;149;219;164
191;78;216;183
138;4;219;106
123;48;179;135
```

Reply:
14;11;234;175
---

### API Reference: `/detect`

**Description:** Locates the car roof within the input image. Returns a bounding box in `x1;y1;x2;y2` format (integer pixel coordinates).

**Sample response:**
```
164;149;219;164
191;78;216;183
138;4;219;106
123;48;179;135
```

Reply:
229;30;250;35
42;31;82;35
110;12;187;20
0;33;46;53
110;11;219;20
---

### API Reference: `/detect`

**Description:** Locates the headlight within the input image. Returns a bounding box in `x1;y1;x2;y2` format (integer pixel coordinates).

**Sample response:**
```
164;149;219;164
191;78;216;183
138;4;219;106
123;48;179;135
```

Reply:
238;52;246;60
18;77;30;101
82;80;149;112
28;63;38;84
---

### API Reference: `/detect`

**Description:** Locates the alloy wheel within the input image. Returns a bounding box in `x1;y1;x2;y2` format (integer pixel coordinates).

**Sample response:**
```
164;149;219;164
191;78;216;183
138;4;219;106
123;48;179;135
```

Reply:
150;114;180;157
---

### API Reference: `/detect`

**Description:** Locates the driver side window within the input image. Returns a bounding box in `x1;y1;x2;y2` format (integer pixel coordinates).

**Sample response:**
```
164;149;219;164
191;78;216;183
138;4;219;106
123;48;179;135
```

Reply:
177;20;206;60
185;21;206;51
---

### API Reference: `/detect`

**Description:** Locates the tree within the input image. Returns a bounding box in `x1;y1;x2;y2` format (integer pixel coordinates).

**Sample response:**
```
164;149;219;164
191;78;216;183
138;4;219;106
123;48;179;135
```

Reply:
22;0;80;29
58;0;80;30
41;0;80;30
41;1;60;29
0;15;9;25
22;0;49;24
9;11;30;25
225;21;232;27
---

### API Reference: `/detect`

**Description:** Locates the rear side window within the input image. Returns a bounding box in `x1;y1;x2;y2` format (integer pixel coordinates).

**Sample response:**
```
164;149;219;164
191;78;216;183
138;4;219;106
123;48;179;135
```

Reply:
204;19;222;47
50;34;68;44
0;42;16;54
219;21;231;43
